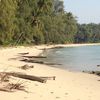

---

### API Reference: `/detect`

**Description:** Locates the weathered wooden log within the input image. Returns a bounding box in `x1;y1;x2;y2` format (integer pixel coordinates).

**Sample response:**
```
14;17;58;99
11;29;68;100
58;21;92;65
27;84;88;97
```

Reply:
22;55;47;58
20;59;44;64
18;52;29;55
0;72;46;83
39;76;56;80
11;73;47;83
20;59;62;65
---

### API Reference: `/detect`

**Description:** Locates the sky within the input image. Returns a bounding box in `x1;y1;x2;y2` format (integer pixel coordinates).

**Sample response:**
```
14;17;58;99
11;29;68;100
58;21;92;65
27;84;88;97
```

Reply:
64;0;100;24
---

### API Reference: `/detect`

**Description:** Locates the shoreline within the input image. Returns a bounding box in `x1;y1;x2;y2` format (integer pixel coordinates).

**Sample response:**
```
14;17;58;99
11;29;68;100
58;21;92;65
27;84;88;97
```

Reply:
47;43;100;48
0;44;100;100
0;42;100;50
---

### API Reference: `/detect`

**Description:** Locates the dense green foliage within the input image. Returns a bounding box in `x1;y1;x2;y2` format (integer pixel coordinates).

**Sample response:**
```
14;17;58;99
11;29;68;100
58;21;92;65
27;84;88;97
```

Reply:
0;0;77;45
0;0;100;46
75;23;100;43
0;0;17;45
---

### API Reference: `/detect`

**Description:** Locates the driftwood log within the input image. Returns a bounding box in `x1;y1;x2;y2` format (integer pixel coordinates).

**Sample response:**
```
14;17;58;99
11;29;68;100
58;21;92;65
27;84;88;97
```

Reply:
18;52;29;55
20;59;62;65
20;59;44;64
0;72;56;83
22;55;47;58
39;76;56;80
0;72;46;83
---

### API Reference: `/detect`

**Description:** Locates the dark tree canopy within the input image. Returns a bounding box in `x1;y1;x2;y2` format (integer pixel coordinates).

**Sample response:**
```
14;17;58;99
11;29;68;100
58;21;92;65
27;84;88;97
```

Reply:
75;23;100;43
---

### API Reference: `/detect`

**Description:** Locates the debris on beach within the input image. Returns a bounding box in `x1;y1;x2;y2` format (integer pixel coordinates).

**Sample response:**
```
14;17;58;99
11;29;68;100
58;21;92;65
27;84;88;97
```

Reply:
20;59;62;66
18;52;29;55
19;64;34;70
0;71;56;92
0;73;26;92
22;55;47;58
0;81;26;92
83;71;100;76
0;73;10;82
39;76;56;80
97;65;100;67
4;82;26;92
0;72;56;83
90;71;100;76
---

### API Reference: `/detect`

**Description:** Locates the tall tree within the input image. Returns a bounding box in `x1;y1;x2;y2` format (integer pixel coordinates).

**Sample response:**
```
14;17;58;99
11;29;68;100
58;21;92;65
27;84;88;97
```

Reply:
0;0;78;45
0;0;17;45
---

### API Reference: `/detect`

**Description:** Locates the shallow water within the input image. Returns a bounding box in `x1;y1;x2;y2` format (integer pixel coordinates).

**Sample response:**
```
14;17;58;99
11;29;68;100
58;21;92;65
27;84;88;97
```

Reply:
43;45;100;71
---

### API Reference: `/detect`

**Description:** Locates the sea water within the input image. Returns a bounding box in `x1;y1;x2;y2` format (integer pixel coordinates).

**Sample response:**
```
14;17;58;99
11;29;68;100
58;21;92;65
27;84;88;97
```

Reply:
43;45;100;71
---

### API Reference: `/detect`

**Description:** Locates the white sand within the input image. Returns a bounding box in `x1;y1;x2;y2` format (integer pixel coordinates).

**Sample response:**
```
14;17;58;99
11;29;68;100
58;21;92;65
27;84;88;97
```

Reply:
0;44;100;100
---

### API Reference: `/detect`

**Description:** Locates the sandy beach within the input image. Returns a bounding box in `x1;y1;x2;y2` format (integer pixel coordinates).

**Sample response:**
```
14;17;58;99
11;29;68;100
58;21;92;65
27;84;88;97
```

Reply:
0;44;100;100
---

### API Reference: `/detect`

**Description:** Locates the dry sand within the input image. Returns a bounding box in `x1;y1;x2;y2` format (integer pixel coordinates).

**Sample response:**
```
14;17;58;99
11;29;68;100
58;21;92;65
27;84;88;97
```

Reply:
0;44;100;100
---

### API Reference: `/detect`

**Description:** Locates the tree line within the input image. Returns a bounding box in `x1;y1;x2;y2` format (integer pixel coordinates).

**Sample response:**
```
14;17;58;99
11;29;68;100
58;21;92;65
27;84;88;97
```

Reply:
0;0;77;45
75;23;100;43
0;0;100;46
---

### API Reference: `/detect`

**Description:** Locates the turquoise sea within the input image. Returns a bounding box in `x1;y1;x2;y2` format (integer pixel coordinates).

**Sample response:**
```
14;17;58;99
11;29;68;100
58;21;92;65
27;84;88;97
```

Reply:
43;45;100;71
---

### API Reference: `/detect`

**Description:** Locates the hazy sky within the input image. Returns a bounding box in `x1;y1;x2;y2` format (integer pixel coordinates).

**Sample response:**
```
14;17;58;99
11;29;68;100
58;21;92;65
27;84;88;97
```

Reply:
64;0;100;24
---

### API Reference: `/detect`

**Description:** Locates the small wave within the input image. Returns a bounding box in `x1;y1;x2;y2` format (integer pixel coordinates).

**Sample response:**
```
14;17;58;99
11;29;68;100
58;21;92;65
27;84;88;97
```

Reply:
55;51;62;54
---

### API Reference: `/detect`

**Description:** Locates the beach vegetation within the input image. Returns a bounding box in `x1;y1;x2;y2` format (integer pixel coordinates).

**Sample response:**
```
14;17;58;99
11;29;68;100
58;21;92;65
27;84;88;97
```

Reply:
0;0;100;45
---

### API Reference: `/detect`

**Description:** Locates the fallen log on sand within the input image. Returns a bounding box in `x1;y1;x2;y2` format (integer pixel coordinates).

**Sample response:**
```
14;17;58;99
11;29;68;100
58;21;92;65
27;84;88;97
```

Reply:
22;55;47;58
20;59;62;65
39;76;56;80
0;72;56;83
18;52;29;55
0;72;46;83
20;59;44;64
